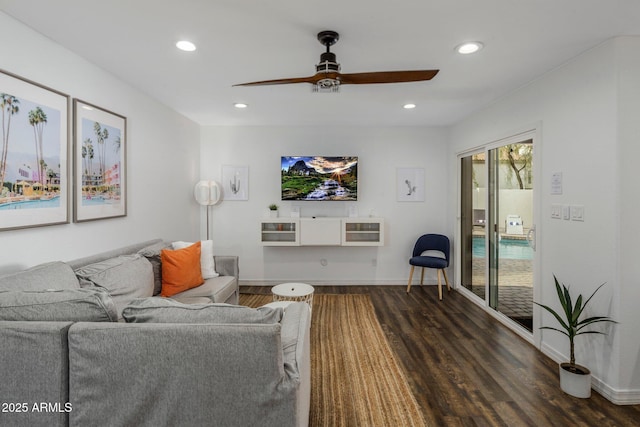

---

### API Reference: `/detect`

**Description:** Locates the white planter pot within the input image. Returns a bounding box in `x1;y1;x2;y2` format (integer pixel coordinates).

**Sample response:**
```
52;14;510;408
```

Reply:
269;210;279;218
559;362;591;398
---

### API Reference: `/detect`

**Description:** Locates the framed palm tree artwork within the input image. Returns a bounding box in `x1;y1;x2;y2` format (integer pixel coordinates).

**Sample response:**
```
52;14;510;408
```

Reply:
73;99;127;222
0;69;70;231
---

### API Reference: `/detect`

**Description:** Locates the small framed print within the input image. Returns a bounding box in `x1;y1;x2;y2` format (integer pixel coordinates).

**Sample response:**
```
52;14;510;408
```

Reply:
397;168;425;202
222;165;249;201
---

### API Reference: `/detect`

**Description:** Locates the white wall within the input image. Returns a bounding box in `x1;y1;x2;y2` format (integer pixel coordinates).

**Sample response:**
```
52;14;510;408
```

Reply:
615;37;640;403
448;37;640;402
201;126;448;284
0;12;201;273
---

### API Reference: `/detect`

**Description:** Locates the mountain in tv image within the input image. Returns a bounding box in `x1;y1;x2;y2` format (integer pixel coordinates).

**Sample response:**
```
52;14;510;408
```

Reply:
281;156;358;201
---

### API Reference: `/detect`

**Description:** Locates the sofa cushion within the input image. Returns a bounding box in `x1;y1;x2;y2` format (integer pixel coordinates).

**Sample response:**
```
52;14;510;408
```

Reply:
122;297;283;324
0;288;118;322
160;242;204;297
173;240;219;279
169;275;236;304
137;241;172;296
1;320;73;427
74;255;154;320
0;261;80;291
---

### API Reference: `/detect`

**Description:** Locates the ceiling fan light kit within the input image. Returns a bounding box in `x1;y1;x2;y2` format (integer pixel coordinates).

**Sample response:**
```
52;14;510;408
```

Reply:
233;30;439;92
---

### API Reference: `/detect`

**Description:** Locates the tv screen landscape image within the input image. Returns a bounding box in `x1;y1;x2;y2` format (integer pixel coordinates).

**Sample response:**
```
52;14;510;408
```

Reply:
281;156;358;201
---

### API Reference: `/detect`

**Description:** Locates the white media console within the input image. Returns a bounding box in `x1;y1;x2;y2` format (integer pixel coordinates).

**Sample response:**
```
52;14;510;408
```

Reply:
260;217;384;247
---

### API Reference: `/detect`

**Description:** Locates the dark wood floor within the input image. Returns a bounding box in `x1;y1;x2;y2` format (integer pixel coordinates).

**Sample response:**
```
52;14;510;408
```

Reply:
242;285;640;426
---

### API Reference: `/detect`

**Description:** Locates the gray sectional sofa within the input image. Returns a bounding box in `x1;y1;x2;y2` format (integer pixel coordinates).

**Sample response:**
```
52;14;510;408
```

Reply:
0;239;311;427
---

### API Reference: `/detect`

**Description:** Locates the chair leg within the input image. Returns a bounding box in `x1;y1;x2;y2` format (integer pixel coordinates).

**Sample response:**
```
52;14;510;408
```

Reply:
437;269;443;300
420;267;425;285
442;269;451;292
406;266;415;293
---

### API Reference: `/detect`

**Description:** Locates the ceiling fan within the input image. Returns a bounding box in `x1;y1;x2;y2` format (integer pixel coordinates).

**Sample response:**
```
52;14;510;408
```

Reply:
233;30;439;92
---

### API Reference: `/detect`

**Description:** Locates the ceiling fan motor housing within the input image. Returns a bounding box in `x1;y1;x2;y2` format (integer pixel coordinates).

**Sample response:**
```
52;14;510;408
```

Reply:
316;30;341;75
316;52;340;73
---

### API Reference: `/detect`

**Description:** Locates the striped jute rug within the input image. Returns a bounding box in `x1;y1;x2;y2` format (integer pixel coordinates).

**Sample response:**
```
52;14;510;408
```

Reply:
240;293;427;427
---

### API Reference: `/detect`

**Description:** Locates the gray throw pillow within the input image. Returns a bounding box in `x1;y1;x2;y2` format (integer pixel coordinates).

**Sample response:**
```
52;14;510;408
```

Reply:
0;288;118;322
74;255;154;319
137;241;171;296
0;261;80;291
122;298;283;324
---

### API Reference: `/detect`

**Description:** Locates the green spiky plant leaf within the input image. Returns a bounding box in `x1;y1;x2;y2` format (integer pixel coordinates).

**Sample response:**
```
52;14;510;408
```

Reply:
534;275;617;370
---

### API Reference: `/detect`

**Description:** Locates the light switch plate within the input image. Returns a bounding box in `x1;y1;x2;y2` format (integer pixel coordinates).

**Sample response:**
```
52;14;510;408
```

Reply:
551;204;562;219
562;205;570;220
571;205;584;221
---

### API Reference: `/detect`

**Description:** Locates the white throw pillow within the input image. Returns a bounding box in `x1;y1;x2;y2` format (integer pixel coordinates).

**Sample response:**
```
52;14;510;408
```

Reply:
172;240;219;279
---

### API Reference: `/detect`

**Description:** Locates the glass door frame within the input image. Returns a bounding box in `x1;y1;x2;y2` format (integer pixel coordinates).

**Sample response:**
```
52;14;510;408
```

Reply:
456;126;542;346
458;148;487;303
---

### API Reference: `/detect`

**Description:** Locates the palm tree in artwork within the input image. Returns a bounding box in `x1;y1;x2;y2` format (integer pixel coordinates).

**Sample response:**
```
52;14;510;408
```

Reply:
82;138;95;184
0;93;20;191
47;167;55;186
28;106;48;187
93;122;109;185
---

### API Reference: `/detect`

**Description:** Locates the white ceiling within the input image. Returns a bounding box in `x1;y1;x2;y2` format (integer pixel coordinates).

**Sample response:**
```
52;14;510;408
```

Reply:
2;0;640;127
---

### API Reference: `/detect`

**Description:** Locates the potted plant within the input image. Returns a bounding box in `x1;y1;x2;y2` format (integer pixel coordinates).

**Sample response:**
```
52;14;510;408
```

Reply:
268;204;279;218
534;275;616;398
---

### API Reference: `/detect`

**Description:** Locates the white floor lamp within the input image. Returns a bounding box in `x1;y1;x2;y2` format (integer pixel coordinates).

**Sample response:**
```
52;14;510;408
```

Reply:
194;180;221;240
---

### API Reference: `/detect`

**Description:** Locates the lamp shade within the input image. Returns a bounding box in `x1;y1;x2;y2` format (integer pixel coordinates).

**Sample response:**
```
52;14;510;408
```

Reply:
194;180;221;206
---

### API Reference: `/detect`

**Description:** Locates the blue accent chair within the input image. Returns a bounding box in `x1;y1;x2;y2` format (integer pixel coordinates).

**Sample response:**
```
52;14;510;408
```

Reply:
406;234;451;300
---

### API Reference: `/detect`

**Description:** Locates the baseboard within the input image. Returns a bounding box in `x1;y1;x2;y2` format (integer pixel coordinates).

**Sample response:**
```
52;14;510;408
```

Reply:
592;376;640;405
540;343;640;405
240;279;427;286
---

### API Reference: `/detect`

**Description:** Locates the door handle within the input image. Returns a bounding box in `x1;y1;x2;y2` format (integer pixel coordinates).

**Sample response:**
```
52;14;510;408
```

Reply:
527;225;536;251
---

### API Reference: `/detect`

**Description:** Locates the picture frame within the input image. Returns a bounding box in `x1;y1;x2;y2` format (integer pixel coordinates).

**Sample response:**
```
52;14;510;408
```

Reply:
73;99;127;222
0;69;70;231
396;167;425;202
221;165;249;201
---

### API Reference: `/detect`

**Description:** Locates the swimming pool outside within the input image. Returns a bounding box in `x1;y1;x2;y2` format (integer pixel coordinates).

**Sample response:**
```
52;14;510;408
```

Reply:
472;236;533;260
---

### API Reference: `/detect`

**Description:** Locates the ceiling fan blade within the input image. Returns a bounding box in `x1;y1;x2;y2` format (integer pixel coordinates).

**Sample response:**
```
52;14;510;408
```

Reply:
233;76;318;86
337;70;439;84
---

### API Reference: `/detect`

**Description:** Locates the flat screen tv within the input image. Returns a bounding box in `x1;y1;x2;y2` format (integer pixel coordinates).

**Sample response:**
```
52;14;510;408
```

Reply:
281;156;358;201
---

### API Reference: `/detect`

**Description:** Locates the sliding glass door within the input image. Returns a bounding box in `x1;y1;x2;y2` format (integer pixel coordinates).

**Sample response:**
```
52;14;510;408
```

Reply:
460;138;535;332
460;152;486;300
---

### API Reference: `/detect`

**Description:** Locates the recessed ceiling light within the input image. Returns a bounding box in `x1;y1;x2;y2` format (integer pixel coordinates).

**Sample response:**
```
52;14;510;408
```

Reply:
456;41;483;55
234;103;248;109
176;40;196;52
403;103;416;109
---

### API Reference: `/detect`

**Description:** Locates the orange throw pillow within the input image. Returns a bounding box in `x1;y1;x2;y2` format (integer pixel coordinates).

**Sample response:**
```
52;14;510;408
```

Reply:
160;241;204;297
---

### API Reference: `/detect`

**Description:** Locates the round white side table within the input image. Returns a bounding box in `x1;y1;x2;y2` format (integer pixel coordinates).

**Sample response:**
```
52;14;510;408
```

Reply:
271;282;314;312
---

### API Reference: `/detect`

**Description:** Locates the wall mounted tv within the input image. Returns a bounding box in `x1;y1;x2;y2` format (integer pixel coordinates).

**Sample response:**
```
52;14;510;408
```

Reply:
281;156;358;201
